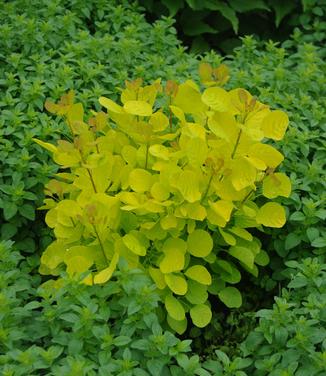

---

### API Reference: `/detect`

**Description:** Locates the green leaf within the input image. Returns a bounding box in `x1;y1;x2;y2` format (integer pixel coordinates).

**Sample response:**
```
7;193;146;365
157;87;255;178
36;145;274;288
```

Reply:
19;204;35;220
285;233;301;250
204;1;239;33
3;201;17;220
311;237;326;248
162;0;184;16
218;286;242;308
270;0;297;27
189;304;212;327
228;0;270;12
229;246;255;269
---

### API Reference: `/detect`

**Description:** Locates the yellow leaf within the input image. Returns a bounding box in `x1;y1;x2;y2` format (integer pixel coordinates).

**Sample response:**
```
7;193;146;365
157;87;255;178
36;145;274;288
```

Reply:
248;143;284;168
124;100;152;116
256;202;286;228
231;157;257;191
207;112;238;141
64;245;94;276
160;248;185;274
173;81;206;115
169;105;186;124
201;87;230;112
150;182;170;201
209;200;233;222
160;214;177;229
32;138;57;153
261;110;289;140
93;252;119;284
263;172;291;198
99;97;124;113
129;168;153;193
187;229;213;257
185;265;212;285
165;274;188;295
173;170;201;203
149;111;169;132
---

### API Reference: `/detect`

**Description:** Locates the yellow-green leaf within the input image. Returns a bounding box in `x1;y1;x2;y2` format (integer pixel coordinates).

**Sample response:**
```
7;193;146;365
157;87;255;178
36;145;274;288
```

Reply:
229;246;255;269
218;287;242;308
167;315;187;335
165;294;185;320
122;233;147;256
160;249;185;274
190;304;212;328
165;274;188;295
129;168;153;193
187;229;213;257
185;280;208;304
173;170;201;203
149;267;166;289
261;110;289;140
185;265;212;285
256;202;286;228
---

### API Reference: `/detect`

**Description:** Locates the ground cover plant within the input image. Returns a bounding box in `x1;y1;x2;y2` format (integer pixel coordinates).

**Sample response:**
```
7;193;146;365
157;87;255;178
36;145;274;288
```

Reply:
1;0;326;374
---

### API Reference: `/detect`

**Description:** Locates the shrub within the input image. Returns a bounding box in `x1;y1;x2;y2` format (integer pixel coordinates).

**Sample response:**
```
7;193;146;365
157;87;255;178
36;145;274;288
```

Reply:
35;67;290;331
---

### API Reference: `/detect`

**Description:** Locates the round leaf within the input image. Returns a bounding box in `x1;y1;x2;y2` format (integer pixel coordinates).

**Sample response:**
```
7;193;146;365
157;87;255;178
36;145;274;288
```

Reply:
218;287;242;308
187;229;213;257
190;304;212;328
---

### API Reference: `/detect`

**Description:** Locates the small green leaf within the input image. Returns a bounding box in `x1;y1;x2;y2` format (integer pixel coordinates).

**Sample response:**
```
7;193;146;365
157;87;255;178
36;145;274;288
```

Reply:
3;202;17;220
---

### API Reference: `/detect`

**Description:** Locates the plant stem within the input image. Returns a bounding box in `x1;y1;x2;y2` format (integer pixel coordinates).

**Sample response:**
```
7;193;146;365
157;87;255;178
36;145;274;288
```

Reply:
145;143;149;170
92;224;109;266
231;129;242;159
87;168;97;193
202;174;213;202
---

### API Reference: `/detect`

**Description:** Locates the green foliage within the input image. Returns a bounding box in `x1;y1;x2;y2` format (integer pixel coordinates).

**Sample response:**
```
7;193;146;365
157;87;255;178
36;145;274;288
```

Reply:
35;70;290;330
0;240;210;376
0;0;209;251
239;257;326;375
139;0;326;53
